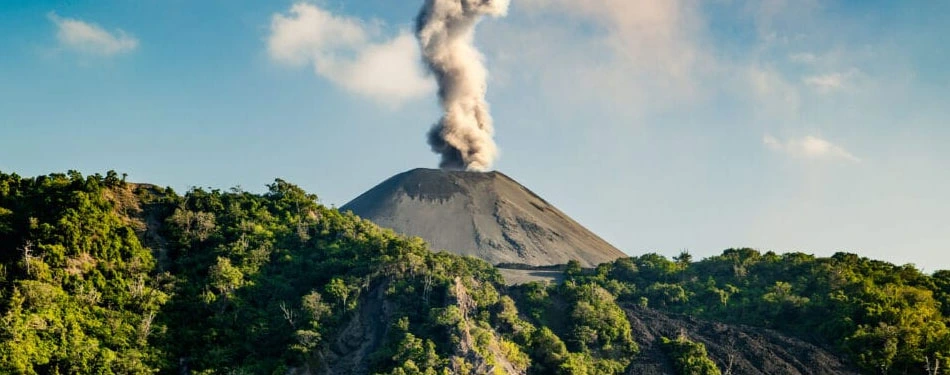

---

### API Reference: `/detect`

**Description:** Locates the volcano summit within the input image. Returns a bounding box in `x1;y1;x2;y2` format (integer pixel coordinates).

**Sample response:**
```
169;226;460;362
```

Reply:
342;168;626;267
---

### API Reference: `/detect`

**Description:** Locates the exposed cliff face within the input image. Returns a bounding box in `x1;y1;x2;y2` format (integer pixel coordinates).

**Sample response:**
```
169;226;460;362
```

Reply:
447;277;525;375
342;168;626;267
316;281;395;375
310;277;525;375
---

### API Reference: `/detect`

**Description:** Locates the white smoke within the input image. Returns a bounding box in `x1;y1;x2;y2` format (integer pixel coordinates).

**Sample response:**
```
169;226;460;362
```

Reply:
417;0;509;171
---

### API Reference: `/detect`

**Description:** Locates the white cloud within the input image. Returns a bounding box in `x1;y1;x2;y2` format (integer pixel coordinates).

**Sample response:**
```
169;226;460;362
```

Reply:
764;134;860;162
267;3;434;107
48;12;138;56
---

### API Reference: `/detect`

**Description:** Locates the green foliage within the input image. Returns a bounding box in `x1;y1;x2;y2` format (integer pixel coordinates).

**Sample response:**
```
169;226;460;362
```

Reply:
153;176;514;374
578;249;950;374
528;327;570;373
661;334;720;375
510;279;638;374
0;171;166;374
375;318;444;375
0;171;516;374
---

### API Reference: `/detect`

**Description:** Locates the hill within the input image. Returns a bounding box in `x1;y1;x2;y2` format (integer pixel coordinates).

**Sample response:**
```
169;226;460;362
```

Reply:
1;171;948;374
342;168;626;267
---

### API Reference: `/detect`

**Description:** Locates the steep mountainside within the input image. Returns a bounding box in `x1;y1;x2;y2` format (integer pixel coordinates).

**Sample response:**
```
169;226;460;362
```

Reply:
342;168;626;267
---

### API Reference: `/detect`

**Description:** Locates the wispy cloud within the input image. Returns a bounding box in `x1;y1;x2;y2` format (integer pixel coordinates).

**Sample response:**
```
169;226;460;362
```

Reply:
747;64;800;114
789;52;817;64
803;72;853;92
764;134;860;162
267;3;434;107
483;0;709;117
48;12;138;56
522;0;704;82
747;0;820;41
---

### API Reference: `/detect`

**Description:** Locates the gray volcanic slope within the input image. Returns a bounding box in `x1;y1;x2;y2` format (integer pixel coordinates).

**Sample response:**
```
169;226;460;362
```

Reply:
342;168;626;267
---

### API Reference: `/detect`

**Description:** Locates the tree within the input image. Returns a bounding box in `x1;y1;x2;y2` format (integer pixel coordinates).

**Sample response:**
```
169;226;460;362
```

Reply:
325;277;351;312
674;250;693;270
565;260;583;279
208;257;243;296
662;334;721;375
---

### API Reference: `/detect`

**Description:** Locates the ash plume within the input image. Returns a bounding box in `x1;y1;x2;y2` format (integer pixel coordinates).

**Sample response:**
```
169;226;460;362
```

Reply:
416;0;509;171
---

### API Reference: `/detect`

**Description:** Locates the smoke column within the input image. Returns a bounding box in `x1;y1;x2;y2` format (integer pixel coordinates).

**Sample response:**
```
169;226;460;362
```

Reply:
416;0;509;171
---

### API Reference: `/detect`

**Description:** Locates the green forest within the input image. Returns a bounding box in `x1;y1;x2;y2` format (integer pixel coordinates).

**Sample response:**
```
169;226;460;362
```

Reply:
1;171;948;374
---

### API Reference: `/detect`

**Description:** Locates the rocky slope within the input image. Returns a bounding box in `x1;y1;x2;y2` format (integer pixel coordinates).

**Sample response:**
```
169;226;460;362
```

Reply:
622;305;860;375
312;283;860;375
342;168;626;267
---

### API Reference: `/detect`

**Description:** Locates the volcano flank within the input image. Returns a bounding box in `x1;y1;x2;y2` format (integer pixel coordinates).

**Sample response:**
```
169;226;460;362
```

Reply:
342;168;626;267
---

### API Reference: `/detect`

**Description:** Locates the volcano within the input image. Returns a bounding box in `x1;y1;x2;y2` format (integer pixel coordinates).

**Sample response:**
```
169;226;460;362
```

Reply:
341;168;626;267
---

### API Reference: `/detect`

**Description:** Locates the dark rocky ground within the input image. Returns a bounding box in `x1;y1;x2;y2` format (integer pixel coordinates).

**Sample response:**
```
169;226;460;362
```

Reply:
622;305;861;375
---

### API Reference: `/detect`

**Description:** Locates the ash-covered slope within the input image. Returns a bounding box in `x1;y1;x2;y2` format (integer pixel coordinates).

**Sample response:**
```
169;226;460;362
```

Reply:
342;168;625;267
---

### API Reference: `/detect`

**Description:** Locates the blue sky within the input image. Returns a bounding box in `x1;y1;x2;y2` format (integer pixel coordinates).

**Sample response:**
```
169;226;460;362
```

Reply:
1;0;948;269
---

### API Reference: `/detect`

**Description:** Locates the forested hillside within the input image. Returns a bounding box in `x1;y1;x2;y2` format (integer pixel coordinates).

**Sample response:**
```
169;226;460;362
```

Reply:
0;171;947;374
566;251;950;374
